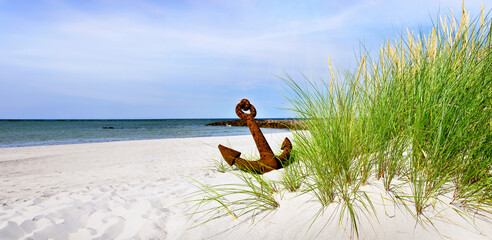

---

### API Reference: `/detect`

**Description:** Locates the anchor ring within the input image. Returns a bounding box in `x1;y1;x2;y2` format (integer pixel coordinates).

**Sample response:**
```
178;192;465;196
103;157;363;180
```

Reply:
236;99;257;120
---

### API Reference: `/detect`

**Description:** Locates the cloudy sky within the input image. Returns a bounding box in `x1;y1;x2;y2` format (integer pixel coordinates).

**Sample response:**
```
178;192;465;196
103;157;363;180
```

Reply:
0;0;488;119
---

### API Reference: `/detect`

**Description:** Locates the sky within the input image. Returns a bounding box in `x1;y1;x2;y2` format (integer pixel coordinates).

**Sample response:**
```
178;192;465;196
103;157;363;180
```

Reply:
0;0;489;119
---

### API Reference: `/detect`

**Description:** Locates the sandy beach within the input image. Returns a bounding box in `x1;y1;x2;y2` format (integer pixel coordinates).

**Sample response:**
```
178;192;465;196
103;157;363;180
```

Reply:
1;132;491;239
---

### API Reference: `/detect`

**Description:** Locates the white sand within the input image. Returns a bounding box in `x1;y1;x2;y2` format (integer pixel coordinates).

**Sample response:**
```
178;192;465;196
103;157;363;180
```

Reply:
0;132;491;239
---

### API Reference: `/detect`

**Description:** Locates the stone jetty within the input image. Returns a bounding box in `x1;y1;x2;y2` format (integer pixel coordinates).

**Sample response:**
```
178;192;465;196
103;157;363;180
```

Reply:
206;119;302;129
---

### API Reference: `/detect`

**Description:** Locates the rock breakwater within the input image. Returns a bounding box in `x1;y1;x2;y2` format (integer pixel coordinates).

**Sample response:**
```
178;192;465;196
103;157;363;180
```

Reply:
206;119;302;129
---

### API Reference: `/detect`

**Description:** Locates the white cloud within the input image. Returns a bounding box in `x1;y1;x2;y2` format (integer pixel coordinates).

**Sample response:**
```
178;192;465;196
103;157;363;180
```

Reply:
0;0;489;118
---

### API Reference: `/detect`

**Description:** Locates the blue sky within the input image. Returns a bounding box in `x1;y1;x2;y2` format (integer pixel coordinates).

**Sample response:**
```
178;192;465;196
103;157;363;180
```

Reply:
0;0;488;119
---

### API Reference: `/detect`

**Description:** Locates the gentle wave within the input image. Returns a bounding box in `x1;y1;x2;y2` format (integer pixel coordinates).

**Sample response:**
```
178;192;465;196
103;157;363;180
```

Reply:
0;119;290;148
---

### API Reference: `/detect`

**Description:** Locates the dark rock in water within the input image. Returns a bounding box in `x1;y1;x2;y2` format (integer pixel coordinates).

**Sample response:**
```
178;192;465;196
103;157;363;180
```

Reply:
102;127;115;129
206;119;303;129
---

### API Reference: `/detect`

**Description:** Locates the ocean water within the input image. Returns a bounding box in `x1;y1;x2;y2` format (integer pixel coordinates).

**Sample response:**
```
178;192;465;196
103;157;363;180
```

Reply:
0;119;290;148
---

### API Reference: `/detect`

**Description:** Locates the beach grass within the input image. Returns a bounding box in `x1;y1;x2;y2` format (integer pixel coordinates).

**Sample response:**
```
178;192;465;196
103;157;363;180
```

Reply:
189;4;491;238
284;2;491;234
279;151;305;192
186;169;280;228
210;158;234;173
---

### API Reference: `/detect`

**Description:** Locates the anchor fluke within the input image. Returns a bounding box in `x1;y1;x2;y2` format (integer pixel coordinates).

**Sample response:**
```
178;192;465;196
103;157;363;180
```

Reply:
277;137;293;164
218;99;293;174
218;144;241;166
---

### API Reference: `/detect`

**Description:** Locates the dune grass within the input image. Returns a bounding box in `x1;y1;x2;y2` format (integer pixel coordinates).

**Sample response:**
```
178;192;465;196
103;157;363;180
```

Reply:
187;165;280;228
284;3;491;233
188;5;491;239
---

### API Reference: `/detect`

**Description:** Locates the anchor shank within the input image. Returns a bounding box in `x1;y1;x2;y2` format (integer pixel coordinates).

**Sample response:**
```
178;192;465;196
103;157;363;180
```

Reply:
235;100;275;160
245;116;275;160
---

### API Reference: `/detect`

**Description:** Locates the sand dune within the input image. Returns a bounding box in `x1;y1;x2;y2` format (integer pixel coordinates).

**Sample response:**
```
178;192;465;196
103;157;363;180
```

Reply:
0;133;491;239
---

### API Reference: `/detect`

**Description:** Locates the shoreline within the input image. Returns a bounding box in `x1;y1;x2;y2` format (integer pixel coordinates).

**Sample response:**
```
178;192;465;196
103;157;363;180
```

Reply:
0;132;251;150
1;133;491;239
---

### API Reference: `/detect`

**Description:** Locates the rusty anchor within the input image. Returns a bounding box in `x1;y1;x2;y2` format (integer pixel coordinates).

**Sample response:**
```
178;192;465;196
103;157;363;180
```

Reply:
218;99;292;174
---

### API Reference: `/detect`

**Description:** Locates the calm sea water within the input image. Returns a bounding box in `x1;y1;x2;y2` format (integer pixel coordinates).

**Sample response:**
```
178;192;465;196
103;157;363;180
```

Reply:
0;119;290;148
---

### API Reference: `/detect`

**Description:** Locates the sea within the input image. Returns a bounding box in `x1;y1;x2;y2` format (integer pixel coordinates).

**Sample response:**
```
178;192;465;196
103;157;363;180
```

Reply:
0;119;291;148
